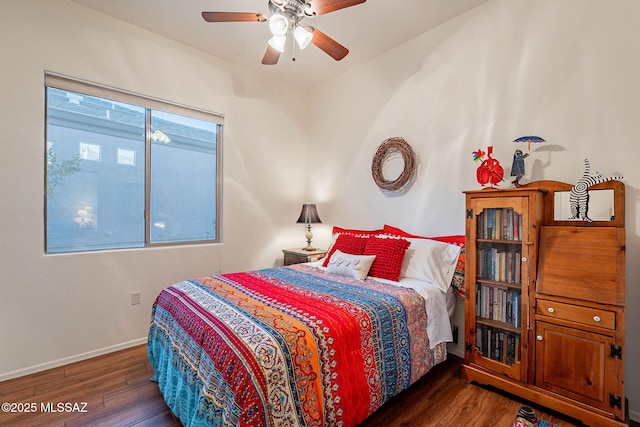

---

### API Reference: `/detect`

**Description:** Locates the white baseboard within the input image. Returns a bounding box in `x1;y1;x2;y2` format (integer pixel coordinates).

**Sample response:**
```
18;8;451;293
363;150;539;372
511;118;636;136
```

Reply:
629;409;639;423
0;338;147;382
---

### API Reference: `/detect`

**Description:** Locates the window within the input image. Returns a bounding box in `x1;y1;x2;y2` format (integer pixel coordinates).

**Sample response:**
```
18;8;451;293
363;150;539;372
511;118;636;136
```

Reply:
45;73;223;253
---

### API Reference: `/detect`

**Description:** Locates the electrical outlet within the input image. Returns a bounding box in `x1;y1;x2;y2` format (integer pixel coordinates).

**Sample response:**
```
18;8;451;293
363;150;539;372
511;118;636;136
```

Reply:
131;291;141;305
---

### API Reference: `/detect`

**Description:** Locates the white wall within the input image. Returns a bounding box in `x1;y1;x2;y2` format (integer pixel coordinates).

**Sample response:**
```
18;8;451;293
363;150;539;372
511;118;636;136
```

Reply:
0;0;309;377
307;0;640;420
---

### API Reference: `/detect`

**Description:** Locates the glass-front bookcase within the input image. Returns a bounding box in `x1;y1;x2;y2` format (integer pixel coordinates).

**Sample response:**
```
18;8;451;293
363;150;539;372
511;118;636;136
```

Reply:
463;190;543;382
461;182;627;427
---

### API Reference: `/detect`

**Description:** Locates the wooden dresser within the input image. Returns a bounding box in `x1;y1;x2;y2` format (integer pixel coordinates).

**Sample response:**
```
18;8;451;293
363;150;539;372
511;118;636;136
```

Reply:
462;180;627;426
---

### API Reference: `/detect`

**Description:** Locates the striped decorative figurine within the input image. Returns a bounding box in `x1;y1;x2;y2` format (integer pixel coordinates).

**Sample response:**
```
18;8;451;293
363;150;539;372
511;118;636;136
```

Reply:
569;158;623;222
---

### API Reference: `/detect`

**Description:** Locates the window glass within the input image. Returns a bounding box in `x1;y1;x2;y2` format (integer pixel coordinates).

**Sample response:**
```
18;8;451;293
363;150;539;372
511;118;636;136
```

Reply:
45;76;222;254
150;110;218;243
46;88;146;252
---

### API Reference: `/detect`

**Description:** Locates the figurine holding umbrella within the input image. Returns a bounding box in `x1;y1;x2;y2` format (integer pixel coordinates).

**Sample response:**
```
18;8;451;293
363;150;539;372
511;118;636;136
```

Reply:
514;135;546;151
511;135;545;187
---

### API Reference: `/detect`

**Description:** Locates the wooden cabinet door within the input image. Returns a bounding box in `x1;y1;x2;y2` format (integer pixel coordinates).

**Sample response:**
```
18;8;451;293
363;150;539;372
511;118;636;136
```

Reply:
535;321;618;414
537;227;625;306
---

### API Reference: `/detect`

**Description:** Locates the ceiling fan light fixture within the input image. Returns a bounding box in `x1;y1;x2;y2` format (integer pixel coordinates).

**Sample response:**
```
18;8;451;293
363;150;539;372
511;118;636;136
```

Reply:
268;35;287;53
268;13;289;36
200;0;368;64
294;26;313;49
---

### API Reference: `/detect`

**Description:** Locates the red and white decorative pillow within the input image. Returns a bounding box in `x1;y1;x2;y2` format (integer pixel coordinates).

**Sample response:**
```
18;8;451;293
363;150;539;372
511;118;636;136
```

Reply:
330;226;385;237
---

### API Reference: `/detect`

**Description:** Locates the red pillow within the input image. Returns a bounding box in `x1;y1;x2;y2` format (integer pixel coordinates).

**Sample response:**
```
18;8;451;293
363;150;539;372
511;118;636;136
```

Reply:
331;226;384;238
383;224;418;237
322;234;368;267
430;235;465;247
363;236;411;282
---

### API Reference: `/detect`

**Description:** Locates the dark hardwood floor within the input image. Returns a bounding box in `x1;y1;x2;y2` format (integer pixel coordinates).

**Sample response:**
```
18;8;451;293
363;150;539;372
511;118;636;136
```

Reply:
0;345;636;427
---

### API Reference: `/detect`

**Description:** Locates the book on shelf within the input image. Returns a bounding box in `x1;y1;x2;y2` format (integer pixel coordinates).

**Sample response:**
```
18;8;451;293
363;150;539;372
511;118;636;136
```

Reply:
476;283;521;328
476;325;521;365
477;208;523;241
477;246;522;283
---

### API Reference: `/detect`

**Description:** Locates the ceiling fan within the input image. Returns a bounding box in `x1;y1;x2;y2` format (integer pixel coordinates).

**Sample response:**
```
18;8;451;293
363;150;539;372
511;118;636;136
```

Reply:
202;0;366;65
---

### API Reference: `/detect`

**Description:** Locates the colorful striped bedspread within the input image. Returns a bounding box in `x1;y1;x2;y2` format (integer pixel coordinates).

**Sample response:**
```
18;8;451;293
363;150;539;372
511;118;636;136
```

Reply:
148;264;448;427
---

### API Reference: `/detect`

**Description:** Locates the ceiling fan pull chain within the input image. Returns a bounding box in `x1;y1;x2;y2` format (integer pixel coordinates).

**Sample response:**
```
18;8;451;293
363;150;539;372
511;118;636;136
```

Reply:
291;35;297;61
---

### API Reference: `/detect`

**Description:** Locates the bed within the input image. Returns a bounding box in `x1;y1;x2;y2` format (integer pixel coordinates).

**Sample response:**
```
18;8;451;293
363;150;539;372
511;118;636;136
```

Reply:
148;225;465;427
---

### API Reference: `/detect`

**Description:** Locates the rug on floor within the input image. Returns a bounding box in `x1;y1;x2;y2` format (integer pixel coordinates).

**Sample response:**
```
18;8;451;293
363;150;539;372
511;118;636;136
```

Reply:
513;420;560;427
512;406;560;427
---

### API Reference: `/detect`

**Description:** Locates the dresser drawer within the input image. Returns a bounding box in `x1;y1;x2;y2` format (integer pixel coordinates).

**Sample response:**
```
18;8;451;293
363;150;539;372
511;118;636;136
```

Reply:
536;299;615;330
282;248;327;266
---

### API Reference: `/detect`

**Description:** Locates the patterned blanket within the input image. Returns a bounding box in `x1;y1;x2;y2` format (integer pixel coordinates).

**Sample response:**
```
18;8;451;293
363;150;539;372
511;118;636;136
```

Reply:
148;264;447;427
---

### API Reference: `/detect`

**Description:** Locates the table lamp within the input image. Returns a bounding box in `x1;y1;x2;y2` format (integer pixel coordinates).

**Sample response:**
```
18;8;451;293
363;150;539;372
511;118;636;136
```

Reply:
296;202;322;251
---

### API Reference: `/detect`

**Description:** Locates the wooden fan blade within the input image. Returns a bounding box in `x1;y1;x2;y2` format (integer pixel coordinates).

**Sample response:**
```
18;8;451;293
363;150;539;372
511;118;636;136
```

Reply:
261;45;281;65
307;0;366;16
201;12;267;22
310;28;349;61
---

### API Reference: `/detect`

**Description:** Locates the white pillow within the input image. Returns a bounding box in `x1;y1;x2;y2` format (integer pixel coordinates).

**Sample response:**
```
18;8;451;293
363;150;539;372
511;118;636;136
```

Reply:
401;238;461;292
327;250;376;281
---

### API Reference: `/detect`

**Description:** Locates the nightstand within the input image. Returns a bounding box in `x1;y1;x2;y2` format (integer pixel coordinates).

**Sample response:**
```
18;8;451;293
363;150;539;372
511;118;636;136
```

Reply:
282;248;327;266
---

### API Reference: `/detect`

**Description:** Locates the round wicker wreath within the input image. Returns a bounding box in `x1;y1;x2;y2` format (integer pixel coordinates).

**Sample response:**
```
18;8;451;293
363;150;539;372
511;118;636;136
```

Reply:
371;137;418;192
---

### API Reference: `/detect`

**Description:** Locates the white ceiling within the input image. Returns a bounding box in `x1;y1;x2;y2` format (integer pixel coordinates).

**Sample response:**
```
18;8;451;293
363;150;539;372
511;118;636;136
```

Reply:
71;0;488;87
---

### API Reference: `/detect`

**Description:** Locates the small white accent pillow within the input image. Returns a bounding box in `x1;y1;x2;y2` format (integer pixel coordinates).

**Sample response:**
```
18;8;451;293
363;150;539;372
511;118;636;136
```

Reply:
327;250;376;281
401;238;461;292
